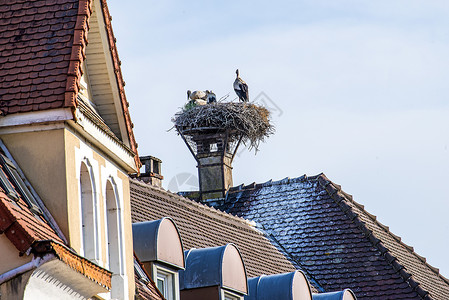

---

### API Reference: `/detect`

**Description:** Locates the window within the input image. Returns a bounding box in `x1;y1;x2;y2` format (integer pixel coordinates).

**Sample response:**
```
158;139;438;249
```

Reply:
157;272;170;297
221;290;243;300
105;178;126;299
152;264;179;300
79;161;100;262
105;179;123;273
0;154;42;215
210;143;218;152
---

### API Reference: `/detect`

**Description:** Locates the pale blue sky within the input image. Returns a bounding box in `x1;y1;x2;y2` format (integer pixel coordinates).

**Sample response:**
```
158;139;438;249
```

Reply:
108;0;449;278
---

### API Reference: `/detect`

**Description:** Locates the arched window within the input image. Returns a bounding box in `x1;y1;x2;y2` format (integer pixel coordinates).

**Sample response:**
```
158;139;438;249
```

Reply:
79;161;100;262
105;178;126;298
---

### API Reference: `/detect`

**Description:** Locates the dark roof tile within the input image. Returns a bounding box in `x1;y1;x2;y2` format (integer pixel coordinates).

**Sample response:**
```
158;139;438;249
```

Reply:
217;174;449;299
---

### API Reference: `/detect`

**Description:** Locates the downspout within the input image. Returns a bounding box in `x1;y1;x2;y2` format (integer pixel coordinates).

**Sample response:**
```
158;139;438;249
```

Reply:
0;254;55;285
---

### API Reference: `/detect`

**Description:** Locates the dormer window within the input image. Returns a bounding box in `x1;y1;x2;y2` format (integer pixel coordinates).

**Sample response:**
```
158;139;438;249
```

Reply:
179;244;248;300
132;218;185;300
245;271;313;300
155;264;178;300
223;291;243;300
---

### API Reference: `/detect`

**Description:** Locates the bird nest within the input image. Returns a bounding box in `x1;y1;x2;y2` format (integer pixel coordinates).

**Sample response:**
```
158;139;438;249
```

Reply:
172;102;274;152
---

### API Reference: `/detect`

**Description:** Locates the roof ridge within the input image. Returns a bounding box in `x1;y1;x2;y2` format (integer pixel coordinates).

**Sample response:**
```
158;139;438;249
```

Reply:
130;178;263;232
317;174;448;298
229;173;323;192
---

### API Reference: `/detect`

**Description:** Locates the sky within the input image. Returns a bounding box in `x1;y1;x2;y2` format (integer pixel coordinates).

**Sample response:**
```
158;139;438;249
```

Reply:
107;0;449;278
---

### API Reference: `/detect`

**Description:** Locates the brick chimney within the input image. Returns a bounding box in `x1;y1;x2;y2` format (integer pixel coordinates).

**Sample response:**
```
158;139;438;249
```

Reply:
136;155;163;187
178;128;241;201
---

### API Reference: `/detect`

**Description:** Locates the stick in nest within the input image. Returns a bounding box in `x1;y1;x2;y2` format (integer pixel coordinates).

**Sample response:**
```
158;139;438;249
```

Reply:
172;102;275;152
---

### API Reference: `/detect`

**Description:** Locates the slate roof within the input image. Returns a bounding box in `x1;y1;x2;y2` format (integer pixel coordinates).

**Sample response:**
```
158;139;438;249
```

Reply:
129;178;297;278
215;174;449;300
0;0;139;166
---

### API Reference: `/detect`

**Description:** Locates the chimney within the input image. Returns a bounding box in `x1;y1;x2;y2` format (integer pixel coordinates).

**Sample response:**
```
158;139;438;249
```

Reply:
178;128;242;201
136;155;163;187
174;101;273;202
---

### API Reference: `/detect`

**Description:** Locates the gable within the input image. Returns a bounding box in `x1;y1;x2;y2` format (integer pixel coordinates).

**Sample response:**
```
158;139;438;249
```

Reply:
81;0;129;144
0;0;139;168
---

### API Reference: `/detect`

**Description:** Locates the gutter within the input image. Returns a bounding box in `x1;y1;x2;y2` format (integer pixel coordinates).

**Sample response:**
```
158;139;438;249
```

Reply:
0;254;55;285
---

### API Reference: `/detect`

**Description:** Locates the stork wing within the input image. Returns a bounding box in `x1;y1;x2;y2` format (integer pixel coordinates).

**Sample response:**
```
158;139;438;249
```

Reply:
239;82;248;93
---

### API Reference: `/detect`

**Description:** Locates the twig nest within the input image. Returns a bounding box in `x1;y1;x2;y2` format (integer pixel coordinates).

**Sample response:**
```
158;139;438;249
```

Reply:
172;102;275;152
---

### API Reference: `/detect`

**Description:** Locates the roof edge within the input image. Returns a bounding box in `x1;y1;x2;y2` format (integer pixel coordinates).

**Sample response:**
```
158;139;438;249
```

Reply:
33;240;112;290
64;0;92;111
316;173;447;298
98;0;141;171
134;253;166;299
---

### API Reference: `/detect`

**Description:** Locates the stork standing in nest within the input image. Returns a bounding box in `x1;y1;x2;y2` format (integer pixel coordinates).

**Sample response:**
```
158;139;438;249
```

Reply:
233;69;249;102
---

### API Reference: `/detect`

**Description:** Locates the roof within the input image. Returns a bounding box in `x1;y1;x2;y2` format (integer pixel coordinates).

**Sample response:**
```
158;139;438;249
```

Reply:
0;143;111;290
0;0;86;114
0;190;63;254
134;255;165;300
36;240;112;290
215;174;449;300
129;178;297;278
0;0;139;166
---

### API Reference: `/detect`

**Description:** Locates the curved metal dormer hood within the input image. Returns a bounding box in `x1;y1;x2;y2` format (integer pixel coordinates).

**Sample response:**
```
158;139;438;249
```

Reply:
180;244;248;295
246;271;312;300
132;217;185;269
313;289;357;300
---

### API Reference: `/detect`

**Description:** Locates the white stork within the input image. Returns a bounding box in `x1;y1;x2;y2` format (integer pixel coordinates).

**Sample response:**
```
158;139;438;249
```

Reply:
206;90;216;104
233;69;249;102
186;90;207;106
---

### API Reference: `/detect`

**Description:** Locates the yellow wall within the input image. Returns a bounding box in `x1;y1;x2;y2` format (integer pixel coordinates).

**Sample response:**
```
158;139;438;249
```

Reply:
0;235;32;274
64;128;82;252
2;127;135;299
117;168;135;300
2;129;70;239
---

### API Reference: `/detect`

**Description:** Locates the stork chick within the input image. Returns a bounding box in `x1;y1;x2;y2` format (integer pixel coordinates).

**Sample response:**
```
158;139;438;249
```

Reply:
189;90;207;100
206;90;217;104
233;69;249;102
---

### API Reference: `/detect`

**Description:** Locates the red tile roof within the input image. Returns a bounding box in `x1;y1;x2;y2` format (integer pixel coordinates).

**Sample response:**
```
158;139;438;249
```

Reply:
48;241;112;290
135;275;165;300
0;0;140;167
0;0;84;114
134;255;165;300
0;192;63;254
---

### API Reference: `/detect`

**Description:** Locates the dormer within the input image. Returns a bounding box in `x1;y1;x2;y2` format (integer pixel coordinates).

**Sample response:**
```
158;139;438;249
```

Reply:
246;271;312;300
132;218;185;300
312;289;357;300
180;244;248;300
